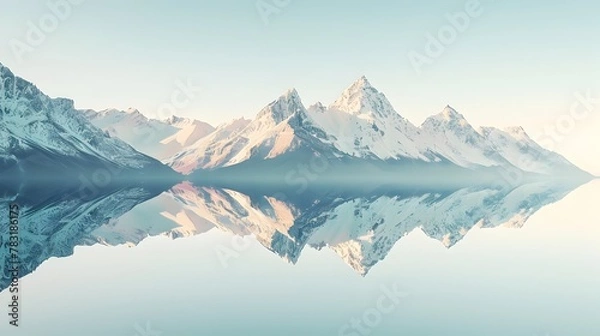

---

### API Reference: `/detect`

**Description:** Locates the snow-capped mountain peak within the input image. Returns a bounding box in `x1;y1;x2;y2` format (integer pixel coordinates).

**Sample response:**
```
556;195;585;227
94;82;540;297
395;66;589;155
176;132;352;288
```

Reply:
421;105;477;133
0;63;166;173
160;77;589;179
285;87;300;97
329;76;398;119
420;106;501;168
425;105;469;127
83;108;214;161
441;105;463;119
166;89;310;171
351;75;373;89
255;88;306;124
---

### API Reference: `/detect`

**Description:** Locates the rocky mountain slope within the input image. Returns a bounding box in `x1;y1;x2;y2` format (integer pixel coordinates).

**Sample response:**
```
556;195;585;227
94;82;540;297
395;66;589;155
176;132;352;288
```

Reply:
0;63;173;180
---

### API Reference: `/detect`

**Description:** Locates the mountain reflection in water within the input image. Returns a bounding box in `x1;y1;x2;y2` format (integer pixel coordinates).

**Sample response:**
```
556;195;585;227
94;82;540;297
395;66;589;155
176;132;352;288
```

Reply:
0;179;585;292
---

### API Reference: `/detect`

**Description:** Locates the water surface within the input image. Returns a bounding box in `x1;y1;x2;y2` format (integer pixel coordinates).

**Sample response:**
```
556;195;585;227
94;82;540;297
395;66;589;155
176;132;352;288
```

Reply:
0;180;598;335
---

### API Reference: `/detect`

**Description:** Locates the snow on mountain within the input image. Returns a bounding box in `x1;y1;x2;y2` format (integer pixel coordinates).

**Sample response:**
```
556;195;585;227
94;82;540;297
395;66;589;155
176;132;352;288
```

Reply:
166;117;251;173
168;76;587;178
83;109;214;161
162;76;590;178
420;106;587;177
420;105;505;168
12;65;580;179
226;89;308;165
478;126;575;174
308;76;434;161
0;62;164;174
162;115;215;147
167;89;333;171
168;78;439;173
329;76;396;118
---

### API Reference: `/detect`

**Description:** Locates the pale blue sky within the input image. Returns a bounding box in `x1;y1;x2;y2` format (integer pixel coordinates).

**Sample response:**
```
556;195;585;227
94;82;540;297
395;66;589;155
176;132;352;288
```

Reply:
1;0;599;173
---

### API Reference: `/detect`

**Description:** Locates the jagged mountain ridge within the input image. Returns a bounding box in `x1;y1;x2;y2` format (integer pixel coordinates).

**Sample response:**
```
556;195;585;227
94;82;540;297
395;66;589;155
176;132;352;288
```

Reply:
167;89;340;172
0;63;171;178
1;61;586;183
83;108;215;161
167;117;251;174
164;76;588;179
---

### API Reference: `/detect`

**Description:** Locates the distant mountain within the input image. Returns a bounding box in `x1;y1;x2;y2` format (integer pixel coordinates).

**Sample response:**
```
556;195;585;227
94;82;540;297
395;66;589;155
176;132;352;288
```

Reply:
167;79;438;173
172;88;325;170
83;109;215;161
167;117;251;173
421;106;578;175
313;76;434;161
165;76;589;183
0;63;172;180
3;62;587;184
477;125;576;175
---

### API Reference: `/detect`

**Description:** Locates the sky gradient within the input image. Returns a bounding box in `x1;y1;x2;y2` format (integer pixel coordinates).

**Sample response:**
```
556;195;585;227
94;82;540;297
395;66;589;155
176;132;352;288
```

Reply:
1;0;599;174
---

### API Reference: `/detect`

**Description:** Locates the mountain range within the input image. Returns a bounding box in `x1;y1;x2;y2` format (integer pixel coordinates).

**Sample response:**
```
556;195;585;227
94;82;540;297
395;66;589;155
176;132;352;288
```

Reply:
85;75;587;183
164;76;589;187
0;62;172;182
0;62;591;183
83;109;216;161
